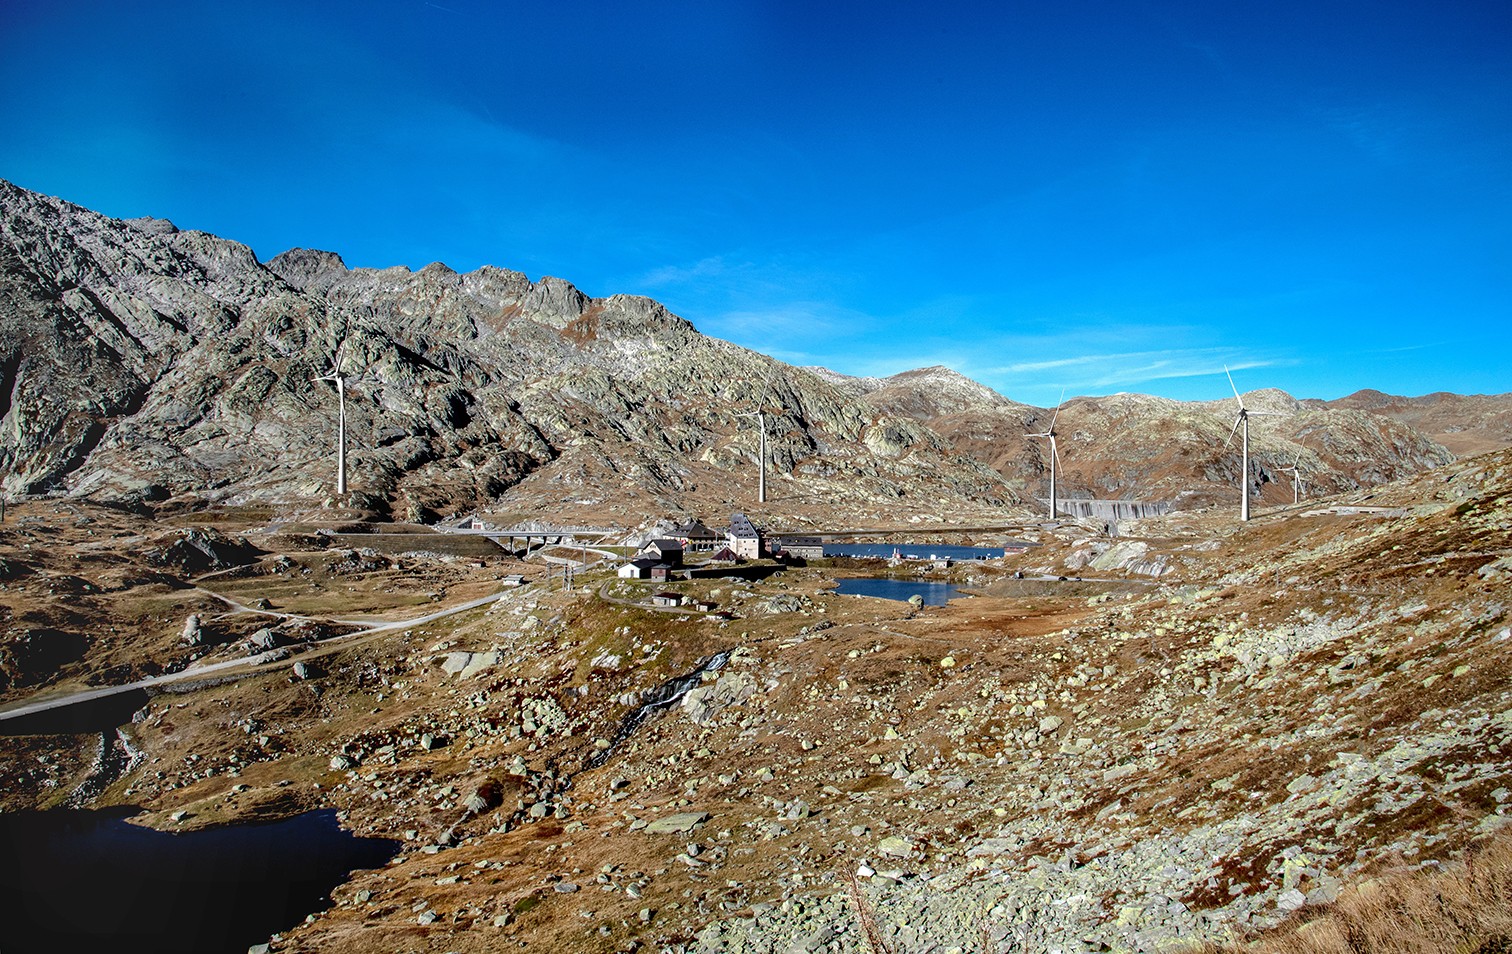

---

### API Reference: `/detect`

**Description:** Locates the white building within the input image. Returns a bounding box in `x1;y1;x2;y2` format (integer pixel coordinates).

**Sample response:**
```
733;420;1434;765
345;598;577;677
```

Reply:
727;512;764;560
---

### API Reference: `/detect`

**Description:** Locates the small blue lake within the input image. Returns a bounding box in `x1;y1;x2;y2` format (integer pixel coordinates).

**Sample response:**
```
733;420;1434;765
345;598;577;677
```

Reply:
823;543;1007;560
0;806;399;954
833;577;965;605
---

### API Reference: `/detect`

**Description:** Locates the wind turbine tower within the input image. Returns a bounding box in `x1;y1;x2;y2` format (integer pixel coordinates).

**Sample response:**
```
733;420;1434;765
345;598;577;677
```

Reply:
1027;390;1065;519
738;410;768;504
1223;367;1282;522
315;350;350;496
1280;451;1304;505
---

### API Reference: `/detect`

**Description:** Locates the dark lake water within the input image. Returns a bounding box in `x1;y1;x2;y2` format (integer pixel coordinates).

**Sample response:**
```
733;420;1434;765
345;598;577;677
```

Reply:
823;543;1007;560
0;806;399;954
833;577;965;605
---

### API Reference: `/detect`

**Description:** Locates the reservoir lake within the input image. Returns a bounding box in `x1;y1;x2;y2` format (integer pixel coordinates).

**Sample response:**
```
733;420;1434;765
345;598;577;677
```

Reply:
832;577;965;605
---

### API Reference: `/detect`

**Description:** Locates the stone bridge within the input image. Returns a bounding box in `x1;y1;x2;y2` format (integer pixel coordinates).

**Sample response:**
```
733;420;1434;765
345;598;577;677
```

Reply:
451;524;623;548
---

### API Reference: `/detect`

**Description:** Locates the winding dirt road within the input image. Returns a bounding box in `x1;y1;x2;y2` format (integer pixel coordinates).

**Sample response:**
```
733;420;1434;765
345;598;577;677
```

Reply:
0;589;509;724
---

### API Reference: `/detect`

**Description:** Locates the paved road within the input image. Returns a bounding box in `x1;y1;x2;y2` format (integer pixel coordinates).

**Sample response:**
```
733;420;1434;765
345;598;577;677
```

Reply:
0;589;509;723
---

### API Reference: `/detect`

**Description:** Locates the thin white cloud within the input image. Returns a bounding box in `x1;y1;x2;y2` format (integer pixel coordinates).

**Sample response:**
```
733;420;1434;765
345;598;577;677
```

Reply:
997;347;1264;379
703;300;868;343
638;256;740;288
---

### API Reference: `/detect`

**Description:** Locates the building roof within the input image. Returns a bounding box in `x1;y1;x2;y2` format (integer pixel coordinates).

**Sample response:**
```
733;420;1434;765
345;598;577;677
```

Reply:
670;520;719;538
729;512;760;539
643;538;684;551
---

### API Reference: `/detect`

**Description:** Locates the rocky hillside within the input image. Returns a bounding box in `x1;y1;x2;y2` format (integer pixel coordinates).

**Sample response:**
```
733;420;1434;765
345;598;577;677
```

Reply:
1323;389;1512;458
0;178;1465;525
2;447;1506;953
0;179;1012;525
822;369;1456;513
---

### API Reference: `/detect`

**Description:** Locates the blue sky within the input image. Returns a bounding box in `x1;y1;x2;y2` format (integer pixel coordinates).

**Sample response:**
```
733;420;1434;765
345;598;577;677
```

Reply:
1;0;1507;406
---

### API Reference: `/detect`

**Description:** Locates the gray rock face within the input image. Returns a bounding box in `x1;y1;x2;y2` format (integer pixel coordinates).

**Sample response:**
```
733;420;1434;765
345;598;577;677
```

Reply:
643;811;709;834
0;178;1012;518
0;178;1462;518
820;366;1458;511
439;650;501;679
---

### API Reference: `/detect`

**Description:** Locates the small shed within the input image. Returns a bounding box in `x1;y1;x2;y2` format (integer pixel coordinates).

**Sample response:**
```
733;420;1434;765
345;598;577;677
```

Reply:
618;558;659;579
650;592;682;607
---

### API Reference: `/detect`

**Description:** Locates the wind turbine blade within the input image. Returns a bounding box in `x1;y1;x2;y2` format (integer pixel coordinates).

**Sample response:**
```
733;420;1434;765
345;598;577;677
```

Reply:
1224;365;1245;408
1048;388;1065;430
1224;414;1242;446
1052;438;1063;470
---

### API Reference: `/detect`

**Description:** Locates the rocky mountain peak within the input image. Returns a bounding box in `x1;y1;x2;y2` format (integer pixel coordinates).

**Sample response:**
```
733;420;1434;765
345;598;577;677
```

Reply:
883;365;1016;411
0;177;1499;520
522;275;588;327
1335;388;1395;409
802;367;884;399
266;248;349;291
818;364;1023;423
123;216;179;236
1238;387;1304;413
0;178;1018;519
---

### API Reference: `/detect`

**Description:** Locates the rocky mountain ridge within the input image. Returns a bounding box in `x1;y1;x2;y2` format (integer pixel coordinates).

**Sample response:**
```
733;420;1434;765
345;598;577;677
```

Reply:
1322;388;1512;458
819;369;1461;513
0;179;1011;525
0;177;1481;525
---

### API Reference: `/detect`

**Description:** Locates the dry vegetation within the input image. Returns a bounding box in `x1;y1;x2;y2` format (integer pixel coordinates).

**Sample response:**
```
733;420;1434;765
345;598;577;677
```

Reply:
1209;828;1512;953
0;448;1509;952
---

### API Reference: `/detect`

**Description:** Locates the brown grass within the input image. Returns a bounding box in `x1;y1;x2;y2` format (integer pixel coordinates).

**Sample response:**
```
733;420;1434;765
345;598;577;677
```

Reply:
1211;830;1512;953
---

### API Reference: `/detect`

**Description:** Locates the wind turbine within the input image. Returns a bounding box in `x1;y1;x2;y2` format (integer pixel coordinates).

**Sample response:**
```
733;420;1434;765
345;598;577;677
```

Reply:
1222;366;1283;521
1279;450;1304;505
314;345;350;496
1027;389;1065;519
737;409;769;504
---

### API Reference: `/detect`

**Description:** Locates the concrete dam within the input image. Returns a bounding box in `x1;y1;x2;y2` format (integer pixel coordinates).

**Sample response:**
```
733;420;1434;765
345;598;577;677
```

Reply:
1046;498;1172;521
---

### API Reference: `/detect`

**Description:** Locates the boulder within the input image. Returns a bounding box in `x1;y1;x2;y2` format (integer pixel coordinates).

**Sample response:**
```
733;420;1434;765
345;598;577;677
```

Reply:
877;835;914;858
643;812;709;834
